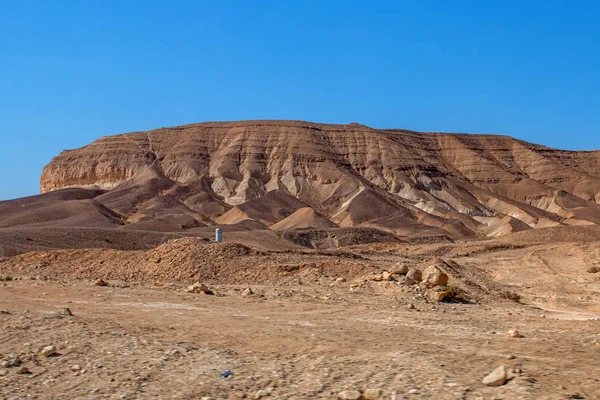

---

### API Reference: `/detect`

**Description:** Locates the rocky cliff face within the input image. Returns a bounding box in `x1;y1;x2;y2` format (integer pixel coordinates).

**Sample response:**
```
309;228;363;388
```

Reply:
39;120;600;239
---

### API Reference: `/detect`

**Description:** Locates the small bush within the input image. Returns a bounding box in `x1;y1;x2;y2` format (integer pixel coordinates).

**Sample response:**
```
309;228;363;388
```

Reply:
586;266;600;274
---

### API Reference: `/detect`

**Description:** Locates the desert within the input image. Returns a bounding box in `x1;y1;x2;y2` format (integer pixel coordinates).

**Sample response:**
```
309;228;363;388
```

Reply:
1;120;599;399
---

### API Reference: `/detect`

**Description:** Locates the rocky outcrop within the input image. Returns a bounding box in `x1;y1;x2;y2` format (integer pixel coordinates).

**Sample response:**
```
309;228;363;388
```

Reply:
37;120;600;238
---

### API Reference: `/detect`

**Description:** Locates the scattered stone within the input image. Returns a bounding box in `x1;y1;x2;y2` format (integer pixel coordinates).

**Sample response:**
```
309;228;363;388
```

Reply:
71;364;81;372
422;265;449;288
16;367;30;375
0;310;9;315
506;354;515;360
408;388;420;394
406;268;422;283
394;263;409;275
338;390;362;400
10;355;21;367
428;290;449;302
407;303;416;310
363;388;382;399
41;345;57;357
336;277;346;282
254;389;269;398
242;288;254;296
482;366;507;387
508;329;524;338
0;369;7;376
382;271;392;281
186;282;213;295
94;278;108;287
0;361;9;368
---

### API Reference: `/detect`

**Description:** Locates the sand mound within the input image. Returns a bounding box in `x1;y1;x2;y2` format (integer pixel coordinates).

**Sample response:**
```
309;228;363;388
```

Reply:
216;190;308;226
270;207;337;230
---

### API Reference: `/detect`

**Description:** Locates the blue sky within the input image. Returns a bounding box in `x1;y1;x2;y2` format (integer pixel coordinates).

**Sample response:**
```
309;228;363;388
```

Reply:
1;1;599;200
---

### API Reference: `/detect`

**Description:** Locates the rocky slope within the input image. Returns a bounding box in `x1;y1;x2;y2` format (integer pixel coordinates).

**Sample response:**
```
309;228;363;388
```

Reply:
31;120;600;242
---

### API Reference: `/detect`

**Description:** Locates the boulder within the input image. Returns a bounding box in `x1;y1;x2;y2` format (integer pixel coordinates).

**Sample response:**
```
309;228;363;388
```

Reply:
482;366;507;386
185;282;213;295
406;268;422;283
393;263;409;275
422;265;449;288
428;290;449;302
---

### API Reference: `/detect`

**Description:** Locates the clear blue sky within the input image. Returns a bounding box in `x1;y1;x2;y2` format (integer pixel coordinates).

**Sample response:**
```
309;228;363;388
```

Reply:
1;1;599;200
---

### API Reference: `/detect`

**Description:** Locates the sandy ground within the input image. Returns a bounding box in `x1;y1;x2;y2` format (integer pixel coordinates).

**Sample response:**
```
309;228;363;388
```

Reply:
1;239;600;399
0;281;599;399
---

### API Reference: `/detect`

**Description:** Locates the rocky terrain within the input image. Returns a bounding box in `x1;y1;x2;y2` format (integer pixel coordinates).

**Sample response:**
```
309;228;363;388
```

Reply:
1;120;600;399
33;120;600;246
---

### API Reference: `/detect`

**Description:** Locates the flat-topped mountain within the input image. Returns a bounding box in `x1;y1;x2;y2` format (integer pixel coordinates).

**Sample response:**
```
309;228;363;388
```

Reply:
3;120;600;254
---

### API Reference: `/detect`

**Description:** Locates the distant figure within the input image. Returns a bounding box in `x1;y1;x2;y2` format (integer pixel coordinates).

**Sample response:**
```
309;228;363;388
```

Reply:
215;228;223;243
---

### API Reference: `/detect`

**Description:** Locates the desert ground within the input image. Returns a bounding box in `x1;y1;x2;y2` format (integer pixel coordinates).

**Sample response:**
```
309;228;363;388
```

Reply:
1;235;599;400
3;120;600;399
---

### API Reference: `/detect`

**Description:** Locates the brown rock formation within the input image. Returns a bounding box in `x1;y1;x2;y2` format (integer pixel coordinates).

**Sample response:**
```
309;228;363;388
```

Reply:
29;119;600;241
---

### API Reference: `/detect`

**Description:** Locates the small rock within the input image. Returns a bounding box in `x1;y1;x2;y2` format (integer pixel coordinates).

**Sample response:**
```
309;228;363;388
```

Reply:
41;345;57;357
382;271;392;281
254;390;269;399
94;278;108;287
71;364;81;372
506;354;515;360
58;308;73;317
16;367;30;375
363;388;382;399
422;265;449;288
336;277;346;282
508;329;524;338
10;355;21;367
242;288;254;296
0;369;7;376
406;268;422;283
407;303;416;310
338;390;362;400
428;290;449;302
0;361;9;368
394;263;409;275
482;366;507;387
186;282;213;295
408;388;420;394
